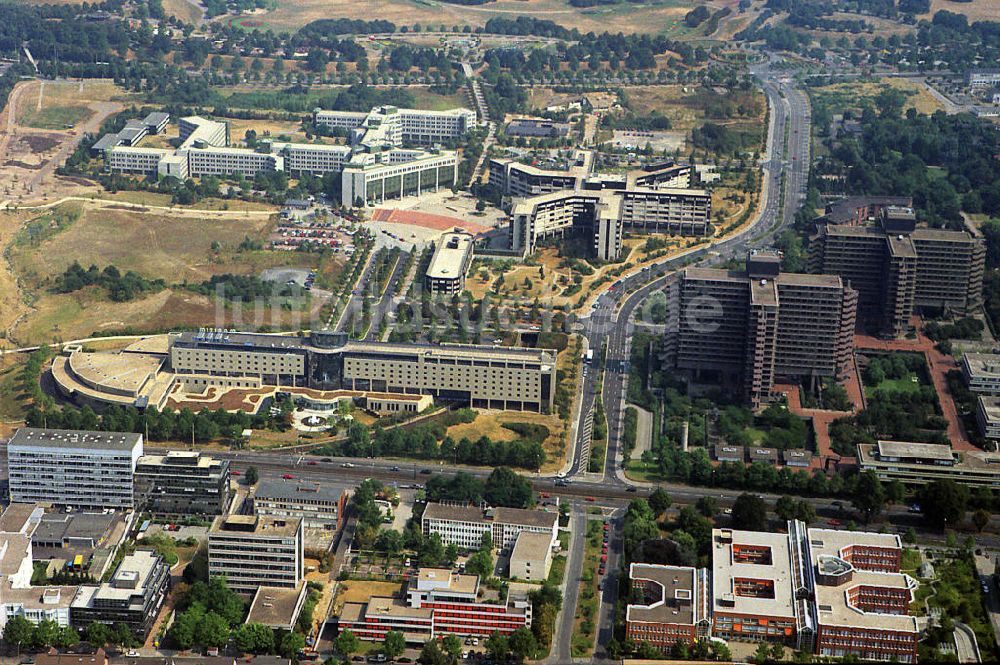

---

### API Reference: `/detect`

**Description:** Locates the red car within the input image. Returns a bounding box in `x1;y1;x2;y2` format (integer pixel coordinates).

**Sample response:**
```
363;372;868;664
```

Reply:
282;473;295;480
307;460;318;466
602;545;608;554
585;496;596;502
540;492;550;499
231;470;242;476
600;554;607;563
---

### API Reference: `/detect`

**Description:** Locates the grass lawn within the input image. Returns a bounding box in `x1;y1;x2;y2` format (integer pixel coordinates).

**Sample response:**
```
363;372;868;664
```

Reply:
901;548;922;574
624;459;666;483
408;87;470;111
20;104;91;130
868;376;921;395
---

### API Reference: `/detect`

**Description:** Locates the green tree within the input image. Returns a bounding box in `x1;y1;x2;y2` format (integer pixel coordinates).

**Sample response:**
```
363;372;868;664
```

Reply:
484;467;533;508
508;626;537;660
852;471;886;523
4;616;34;653
649;487;672;514
485;632;510;659
55;626;80;649
441;634;462;658
918;480;969;530
751;640;771;664
85;621;113;648
280;631;306;658
234;623;276;654
973;508;991;533
383;631;406;659
167;609;198;650
32;619;60;649
695;496;717;517
332;629;359;656
418;639;455;665
731;493;768;531
775;495;798;522
245;466;259;484
196;611;231;648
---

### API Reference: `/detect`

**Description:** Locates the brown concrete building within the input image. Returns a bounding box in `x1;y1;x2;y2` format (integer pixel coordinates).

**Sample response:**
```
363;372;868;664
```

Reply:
666;251;857;408
809;205;985;337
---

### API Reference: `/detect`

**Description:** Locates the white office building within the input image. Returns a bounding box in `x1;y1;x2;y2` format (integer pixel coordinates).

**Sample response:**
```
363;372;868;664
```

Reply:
421;503;558;551
315;106;477;145
208;515;304;594
7;428;143;510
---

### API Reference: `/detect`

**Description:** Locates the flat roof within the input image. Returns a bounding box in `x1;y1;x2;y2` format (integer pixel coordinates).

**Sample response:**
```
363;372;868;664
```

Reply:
876;440;954;462
510;531;553;564
886;233;918;259
426;232;474;280
491;507;558;530
626;563;699;626
32;512;117;545
859;443;1000;475
255;478;345;504
979;395;1000;422
417;568;479;595
210;514;302;537
807;528;918;633
0;503;42;535
10;427;142;452
247;582;307;630
0;533;31;575
68;350;163;395
422;504;556;531
964;353;1000;378
712;528;796;619
173;331;554;364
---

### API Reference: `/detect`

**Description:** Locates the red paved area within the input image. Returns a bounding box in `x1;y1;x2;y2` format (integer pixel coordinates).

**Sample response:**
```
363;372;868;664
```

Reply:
853;315;976;451
371;208;490;234
774;382;854;470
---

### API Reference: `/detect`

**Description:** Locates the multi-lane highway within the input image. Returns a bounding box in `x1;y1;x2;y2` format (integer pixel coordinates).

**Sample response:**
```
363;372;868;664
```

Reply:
569;58;813;489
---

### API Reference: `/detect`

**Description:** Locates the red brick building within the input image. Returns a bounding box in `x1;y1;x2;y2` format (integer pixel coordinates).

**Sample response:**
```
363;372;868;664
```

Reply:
625;563;710;650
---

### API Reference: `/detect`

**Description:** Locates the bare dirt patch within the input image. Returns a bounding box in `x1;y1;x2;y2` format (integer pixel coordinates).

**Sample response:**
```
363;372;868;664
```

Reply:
21;135;61;153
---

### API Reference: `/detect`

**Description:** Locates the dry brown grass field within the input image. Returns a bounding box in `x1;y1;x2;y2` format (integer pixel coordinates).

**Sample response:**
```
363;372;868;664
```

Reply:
4;204;334;344
924;0;1000;21
255;0;712;35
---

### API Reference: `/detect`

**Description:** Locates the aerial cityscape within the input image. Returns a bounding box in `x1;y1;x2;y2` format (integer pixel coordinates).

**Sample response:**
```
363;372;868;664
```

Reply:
0;0;998;663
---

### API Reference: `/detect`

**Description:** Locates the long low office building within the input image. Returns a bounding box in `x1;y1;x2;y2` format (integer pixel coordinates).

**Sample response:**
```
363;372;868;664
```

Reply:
341;149;458;208
857;440;1000;488
168;330;556;413
962;353;1000;396
315;106;477;145
337;568;532;644
421;503;558;550
50;331;556;414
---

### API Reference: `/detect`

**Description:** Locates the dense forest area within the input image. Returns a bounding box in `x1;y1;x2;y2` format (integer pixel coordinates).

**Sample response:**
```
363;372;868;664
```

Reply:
816;96;1000;228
